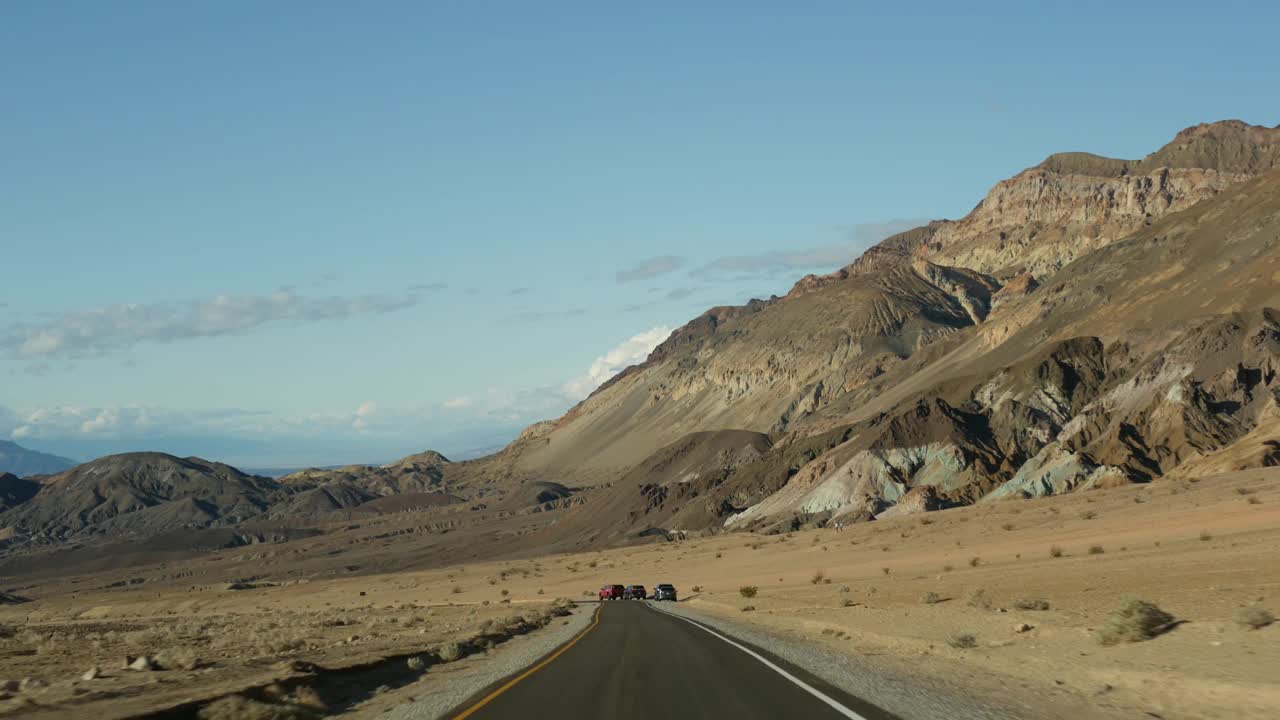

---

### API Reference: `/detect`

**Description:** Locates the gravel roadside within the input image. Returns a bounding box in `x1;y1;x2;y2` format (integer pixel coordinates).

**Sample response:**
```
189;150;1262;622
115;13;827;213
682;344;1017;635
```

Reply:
650;601;1024;720
375;603;597;720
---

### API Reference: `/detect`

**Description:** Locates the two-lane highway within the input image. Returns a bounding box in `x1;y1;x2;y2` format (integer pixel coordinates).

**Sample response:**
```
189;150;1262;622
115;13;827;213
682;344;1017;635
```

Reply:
449;600;894;720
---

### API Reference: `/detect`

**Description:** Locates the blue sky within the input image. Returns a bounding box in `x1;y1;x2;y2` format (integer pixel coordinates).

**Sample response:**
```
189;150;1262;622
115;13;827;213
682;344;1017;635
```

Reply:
2;1;1276;467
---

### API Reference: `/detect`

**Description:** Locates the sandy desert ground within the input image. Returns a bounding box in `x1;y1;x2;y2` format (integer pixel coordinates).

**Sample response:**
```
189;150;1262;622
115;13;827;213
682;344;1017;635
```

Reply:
2;467;1277;719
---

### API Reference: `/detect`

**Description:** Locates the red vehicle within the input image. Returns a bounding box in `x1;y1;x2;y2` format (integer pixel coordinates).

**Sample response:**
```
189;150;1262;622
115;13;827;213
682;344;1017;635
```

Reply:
599;584;625;601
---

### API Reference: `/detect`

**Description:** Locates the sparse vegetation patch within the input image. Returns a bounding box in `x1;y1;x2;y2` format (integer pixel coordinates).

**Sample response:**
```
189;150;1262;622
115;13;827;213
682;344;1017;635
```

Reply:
1097;598;1177;645
1233;606;1274;630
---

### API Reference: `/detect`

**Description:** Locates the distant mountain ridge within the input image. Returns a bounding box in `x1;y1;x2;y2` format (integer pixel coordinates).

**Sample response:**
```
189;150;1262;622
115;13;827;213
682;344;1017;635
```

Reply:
0;440;76;477
0;448;503;545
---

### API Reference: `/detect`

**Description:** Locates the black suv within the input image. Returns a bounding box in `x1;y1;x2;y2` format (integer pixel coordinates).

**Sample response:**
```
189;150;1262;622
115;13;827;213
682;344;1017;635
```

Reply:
623;584;647;600
653;583;677;601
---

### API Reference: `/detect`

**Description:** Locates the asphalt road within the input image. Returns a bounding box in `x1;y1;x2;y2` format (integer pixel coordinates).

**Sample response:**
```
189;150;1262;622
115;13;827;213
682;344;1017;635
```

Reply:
449;600;895;720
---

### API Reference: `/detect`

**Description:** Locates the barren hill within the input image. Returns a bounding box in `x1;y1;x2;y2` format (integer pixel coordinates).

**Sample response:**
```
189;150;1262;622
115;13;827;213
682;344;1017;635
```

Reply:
0;453;284;541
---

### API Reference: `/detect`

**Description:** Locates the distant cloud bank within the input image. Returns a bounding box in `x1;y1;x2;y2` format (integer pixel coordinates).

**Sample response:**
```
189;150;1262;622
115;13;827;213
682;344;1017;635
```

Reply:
616;255;686;283
0;289;419;361
692;219;928;279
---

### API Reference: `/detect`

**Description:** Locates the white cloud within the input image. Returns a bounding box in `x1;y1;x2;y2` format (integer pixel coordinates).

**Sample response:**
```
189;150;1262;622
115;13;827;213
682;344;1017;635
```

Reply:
0;402;386;442
561;326;671;400
0;328;675;462
352;401;377;433
428;326;673;427
0;288;419;361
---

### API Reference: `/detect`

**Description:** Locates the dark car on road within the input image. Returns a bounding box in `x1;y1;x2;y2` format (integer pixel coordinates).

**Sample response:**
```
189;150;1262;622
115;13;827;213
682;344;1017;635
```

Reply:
653;583;677;601
599;584;625;601
623;584;647;600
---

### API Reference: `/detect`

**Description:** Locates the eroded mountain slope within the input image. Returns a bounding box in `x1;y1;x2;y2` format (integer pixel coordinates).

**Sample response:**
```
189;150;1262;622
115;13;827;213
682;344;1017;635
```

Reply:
730;168;1280;528
534;165;1280;540
511;121;1280;492
511;260;1000;482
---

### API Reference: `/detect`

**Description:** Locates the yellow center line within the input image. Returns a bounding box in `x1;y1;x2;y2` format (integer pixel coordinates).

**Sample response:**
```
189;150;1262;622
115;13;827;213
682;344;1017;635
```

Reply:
451;603;604;719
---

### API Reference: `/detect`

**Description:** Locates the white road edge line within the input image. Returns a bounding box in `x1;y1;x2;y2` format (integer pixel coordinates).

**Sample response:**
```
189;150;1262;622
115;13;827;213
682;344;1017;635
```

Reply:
646;602;869;720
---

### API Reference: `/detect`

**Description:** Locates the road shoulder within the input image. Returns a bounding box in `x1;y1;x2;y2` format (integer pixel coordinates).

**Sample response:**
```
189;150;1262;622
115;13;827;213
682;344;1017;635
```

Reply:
356;604;597;719
652;600;1120;720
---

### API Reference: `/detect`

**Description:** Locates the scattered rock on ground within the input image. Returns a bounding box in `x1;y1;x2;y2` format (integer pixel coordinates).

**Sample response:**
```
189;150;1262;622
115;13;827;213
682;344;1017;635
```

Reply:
127;656;157;671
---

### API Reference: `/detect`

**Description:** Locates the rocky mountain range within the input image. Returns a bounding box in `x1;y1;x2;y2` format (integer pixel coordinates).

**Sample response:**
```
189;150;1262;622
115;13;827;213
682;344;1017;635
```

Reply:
505;119;1280;538
1;119;1276;559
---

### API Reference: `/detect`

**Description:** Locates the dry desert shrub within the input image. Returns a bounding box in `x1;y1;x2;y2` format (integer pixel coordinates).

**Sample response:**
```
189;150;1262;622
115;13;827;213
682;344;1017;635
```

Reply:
1049;546;1064;558
1199;530;1212;542
921;592;942;605
842;599;856;607
946;633;978;649
1088;545;1106;555
156;647;200;671
740;605;755;612
1097;598;1176;646
810;570;825;585
966;588;992;610
691;585;702;592
254;628;308;656
739;586;758;598
969;556;981;567
1013;598;1051;611
1233;606;1275;630
1001;523;1015;531
437;642;463;663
